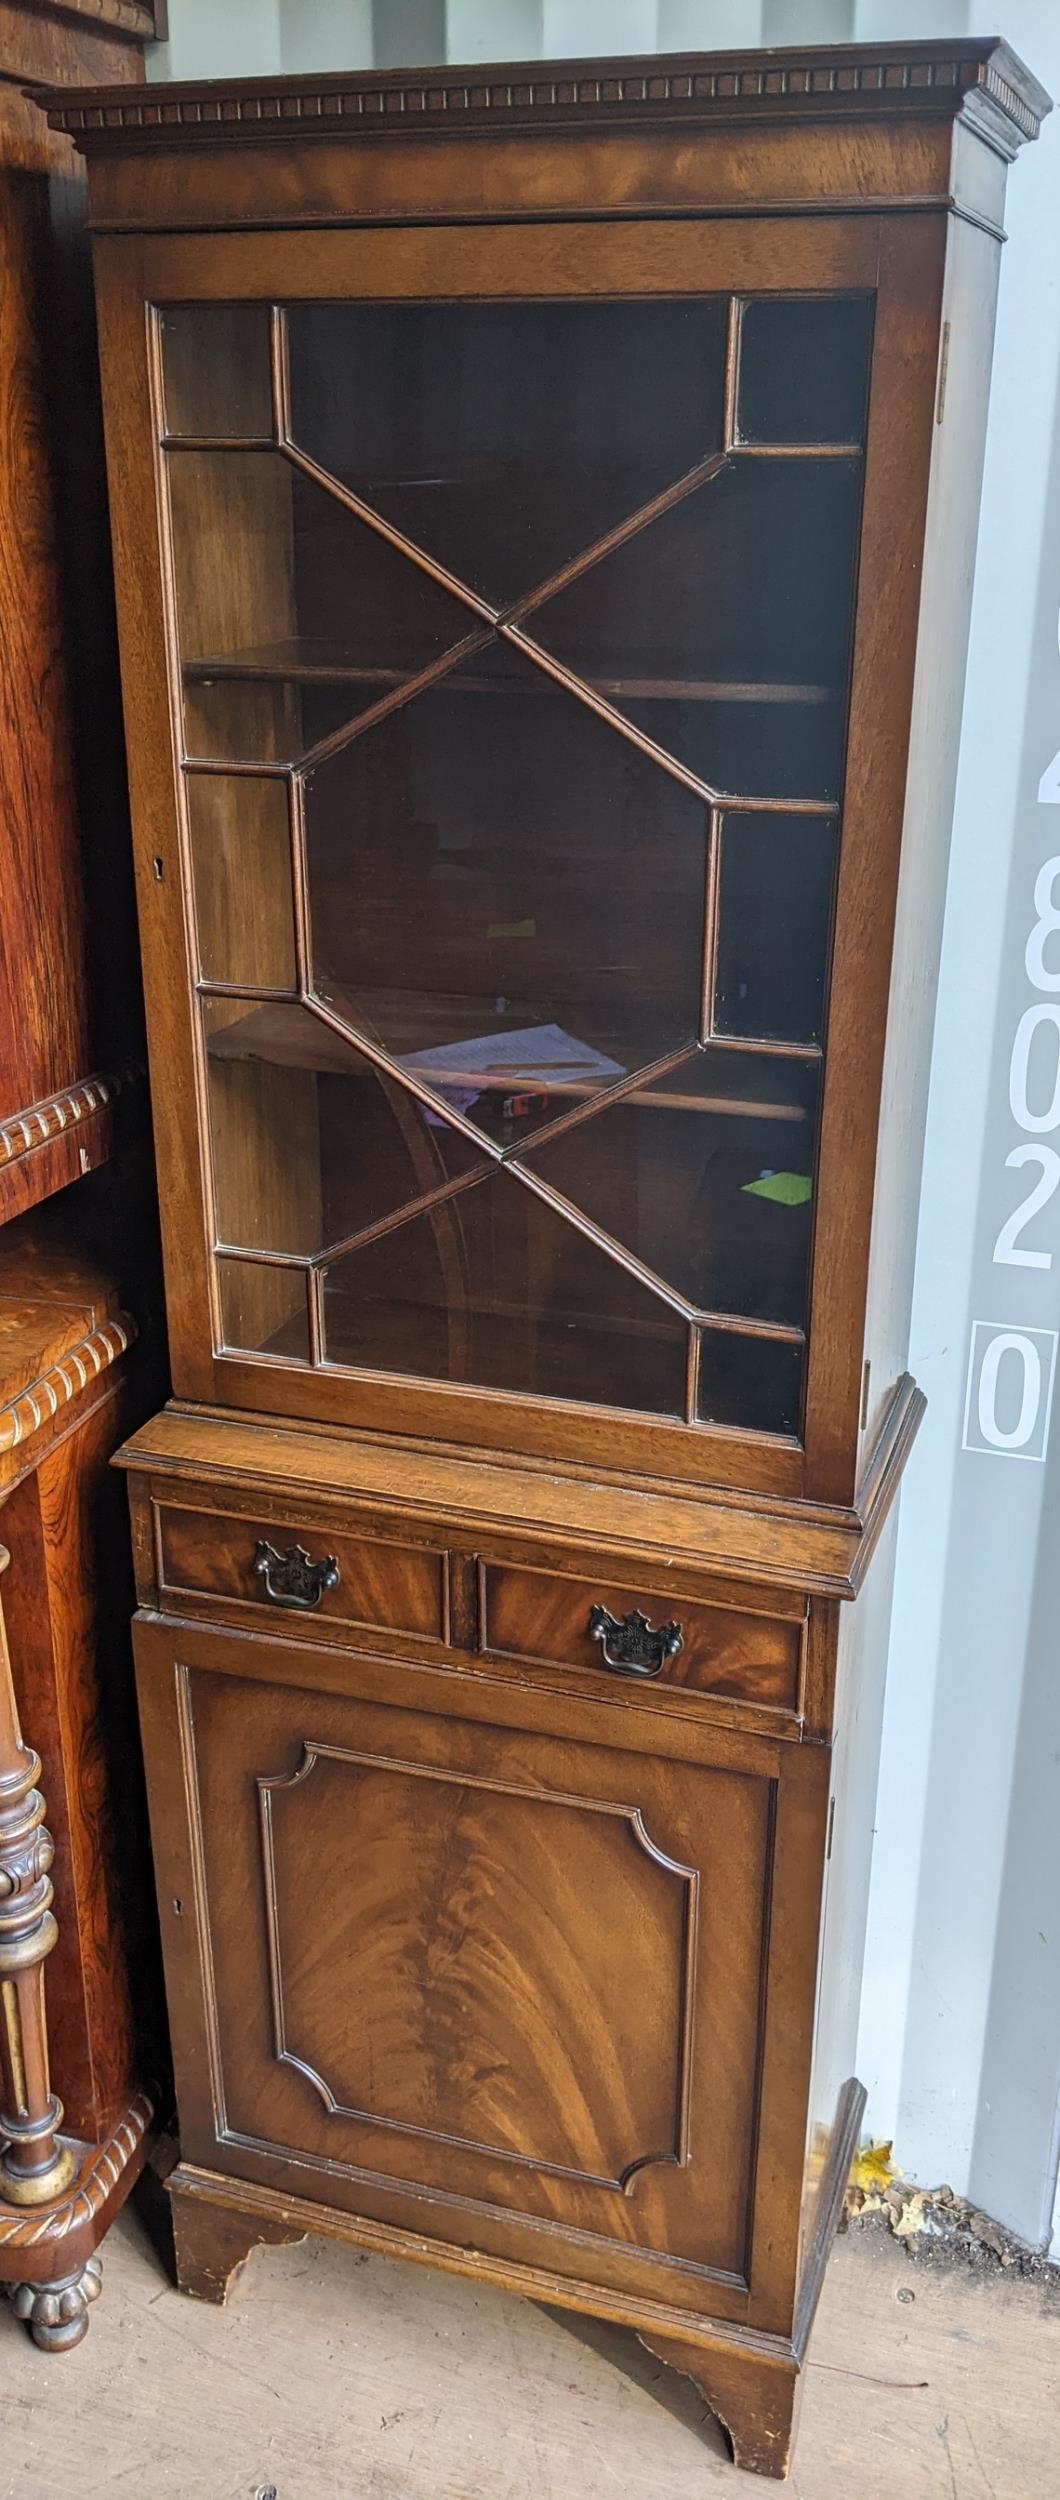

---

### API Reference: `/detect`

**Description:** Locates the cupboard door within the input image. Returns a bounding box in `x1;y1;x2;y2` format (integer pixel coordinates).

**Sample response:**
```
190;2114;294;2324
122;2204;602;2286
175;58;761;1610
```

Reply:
155;282;872;1442
149;1626;812;2312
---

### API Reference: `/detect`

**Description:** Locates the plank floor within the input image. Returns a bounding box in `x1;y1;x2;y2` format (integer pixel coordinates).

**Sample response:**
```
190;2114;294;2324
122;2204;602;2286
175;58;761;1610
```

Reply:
2;2204;1057;2499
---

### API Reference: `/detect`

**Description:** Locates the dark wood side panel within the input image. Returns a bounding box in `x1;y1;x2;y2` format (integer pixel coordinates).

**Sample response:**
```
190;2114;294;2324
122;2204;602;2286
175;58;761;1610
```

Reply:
0;2;144;1171
0;165;89;1125
2;1376;162;2140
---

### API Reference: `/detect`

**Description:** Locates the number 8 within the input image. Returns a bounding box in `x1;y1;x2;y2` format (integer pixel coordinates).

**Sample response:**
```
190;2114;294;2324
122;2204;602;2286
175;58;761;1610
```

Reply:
1025;855;1060;990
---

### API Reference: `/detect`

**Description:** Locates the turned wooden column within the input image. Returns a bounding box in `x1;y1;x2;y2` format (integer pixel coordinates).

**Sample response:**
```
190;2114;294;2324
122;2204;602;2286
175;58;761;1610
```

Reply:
0;1546;76;2208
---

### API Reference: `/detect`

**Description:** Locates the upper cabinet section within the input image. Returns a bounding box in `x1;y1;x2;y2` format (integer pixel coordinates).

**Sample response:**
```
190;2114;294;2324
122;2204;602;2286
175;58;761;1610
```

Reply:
165;286;868;1444
35;44;1047;1497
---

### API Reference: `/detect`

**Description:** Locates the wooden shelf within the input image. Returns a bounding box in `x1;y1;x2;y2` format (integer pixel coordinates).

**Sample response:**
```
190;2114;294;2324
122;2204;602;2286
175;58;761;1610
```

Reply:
183;648;835;707
205;1001;811;1122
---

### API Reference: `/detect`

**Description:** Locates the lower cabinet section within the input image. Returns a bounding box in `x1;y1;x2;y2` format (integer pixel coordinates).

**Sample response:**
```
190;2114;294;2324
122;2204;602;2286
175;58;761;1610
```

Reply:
134;1612;831;2346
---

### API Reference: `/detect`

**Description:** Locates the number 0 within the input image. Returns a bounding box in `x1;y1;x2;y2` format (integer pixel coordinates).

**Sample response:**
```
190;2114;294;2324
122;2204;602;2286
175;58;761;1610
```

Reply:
977;1331;1043;1450
1010;1005;1060;1132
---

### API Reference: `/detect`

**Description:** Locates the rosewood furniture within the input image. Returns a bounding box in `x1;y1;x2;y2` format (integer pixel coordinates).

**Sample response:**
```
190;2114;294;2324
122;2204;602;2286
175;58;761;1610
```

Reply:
36;36;1046;2466
0;0;161;2351
0;1200;158;2350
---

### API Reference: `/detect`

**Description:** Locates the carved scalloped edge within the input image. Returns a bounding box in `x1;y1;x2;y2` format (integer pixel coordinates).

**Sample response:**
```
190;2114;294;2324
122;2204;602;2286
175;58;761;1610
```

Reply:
43;0;156;43
0;1075;116;1173
31;41;1050;154
0;2091;152;2251
0;1314;137;1456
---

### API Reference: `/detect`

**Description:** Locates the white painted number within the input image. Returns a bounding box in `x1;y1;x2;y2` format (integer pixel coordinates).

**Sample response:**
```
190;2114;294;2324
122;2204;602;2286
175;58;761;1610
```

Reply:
976;1330;1042;1449
1037;745;1060;804
1025;857;1060;988
1038;610;1060;799
993;1144;1060;1269
963;1322;1058;1462
1009;1004;1060;1132
975;610;1060;1453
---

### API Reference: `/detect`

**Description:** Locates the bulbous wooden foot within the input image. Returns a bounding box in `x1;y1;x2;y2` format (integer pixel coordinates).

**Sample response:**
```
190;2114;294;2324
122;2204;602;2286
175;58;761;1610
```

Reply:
7;2252;102;2352
638;2332;801;2480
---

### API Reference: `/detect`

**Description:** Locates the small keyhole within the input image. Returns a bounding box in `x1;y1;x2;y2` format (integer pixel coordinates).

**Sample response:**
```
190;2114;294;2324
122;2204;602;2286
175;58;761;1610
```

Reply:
172;1898;183;1917
152;856;165;882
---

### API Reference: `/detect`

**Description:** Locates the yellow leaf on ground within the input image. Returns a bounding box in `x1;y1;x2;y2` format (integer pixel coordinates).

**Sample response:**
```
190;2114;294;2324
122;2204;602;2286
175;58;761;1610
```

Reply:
850;2141;894;2193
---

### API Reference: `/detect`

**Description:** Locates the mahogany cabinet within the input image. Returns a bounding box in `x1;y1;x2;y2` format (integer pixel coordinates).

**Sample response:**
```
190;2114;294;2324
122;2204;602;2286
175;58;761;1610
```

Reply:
0;0;161;2356
35;35;1047;2469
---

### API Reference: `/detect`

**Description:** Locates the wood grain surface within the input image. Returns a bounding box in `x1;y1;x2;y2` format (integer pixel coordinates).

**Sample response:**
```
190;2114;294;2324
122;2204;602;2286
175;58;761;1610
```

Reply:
60;34;1043;2464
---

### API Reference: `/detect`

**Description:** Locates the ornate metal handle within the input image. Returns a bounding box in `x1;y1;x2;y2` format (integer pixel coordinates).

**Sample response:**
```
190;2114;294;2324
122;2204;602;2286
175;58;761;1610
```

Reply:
586;1604;684;1679
252;1539;340;1612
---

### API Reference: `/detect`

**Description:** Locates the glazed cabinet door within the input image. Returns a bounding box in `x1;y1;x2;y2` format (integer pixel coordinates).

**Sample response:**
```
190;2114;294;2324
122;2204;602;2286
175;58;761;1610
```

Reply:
94;214;940;1492
136;1617;825;2329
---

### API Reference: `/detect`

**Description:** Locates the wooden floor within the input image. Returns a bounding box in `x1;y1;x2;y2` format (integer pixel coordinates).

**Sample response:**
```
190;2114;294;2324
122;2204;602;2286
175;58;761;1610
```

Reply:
2;2204;1056;2498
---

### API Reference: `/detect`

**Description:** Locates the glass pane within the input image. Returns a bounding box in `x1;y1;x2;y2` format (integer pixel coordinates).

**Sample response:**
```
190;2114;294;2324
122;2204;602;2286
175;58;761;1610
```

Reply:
697;1331;803;1437
164;295;871;1439
286;300;728;605
625;687;846;807
166;448;472;763
218;1259;310;1362
714;813;837;1045
322;1168;687;1415
304;640;708;1138
738;298;873;446
188;776;295;989
203;998;484;1258
531;459;863;728
182;679;304;766
161;306;273;440
522;1049;817;1327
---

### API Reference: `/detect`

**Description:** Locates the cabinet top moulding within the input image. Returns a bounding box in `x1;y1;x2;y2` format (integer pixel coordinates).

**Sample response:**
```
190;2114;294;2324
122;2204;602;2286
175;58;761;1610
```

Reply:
31;40;1048;154
28;40;1049;240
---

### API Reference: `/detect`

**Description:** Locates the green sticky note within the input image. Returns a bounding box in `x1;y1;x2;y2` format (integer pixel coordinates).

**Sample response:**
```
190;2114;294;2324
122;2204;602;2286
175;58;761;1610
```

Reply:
741;1171;813;1207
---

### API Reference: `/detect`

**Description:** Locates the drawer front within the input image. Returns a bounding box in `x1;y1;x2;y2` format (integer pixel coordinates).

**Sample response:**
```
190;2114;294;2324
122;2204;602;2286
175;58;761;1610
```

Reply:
156;1503;448;1644
480;1563;802;1712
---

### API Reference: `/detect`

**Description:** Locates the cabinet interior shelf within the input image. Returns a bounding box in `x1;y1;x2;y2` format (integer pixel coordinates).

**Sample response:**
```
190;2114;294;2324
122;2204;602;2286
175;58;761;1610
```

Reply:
182;650;835;707
205;1001;813;1122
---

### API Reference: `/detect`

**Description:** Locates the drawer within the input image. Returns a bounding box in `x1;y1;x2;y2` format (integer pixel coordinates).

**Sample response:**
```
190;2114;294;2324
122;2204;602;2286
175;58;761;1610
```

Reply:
478;1562;802;1712
155;1502;449;1645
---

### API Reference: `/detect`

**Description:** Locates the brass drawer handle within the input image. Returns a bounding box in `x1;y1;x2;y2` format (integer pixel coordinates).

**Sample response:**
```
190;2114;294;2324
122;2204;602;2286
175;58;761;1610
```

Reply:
587;1604;684;1678
252;1539;340;1612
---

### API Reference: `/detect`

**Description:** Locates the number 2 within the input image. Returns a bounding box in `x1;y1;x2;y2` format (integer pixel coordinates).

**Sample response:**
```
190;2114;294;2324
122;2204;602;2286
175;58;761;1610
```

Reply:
993;1145;1060;1268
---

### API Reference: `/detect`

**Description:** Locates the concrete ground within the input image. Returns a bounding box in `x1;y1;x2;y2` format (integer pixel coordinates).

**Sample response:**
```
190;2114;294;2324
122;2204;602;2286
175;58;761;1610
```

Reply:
2;2200;1057;2499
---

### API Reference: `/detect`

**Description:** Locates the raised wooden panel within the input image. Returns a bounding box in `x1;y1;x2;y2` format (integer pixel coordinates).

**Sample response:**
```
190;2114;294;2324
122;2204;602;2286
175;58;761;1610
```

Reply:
170;1643;775;2293
260;1742;696;2190
480;1561;803;1713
